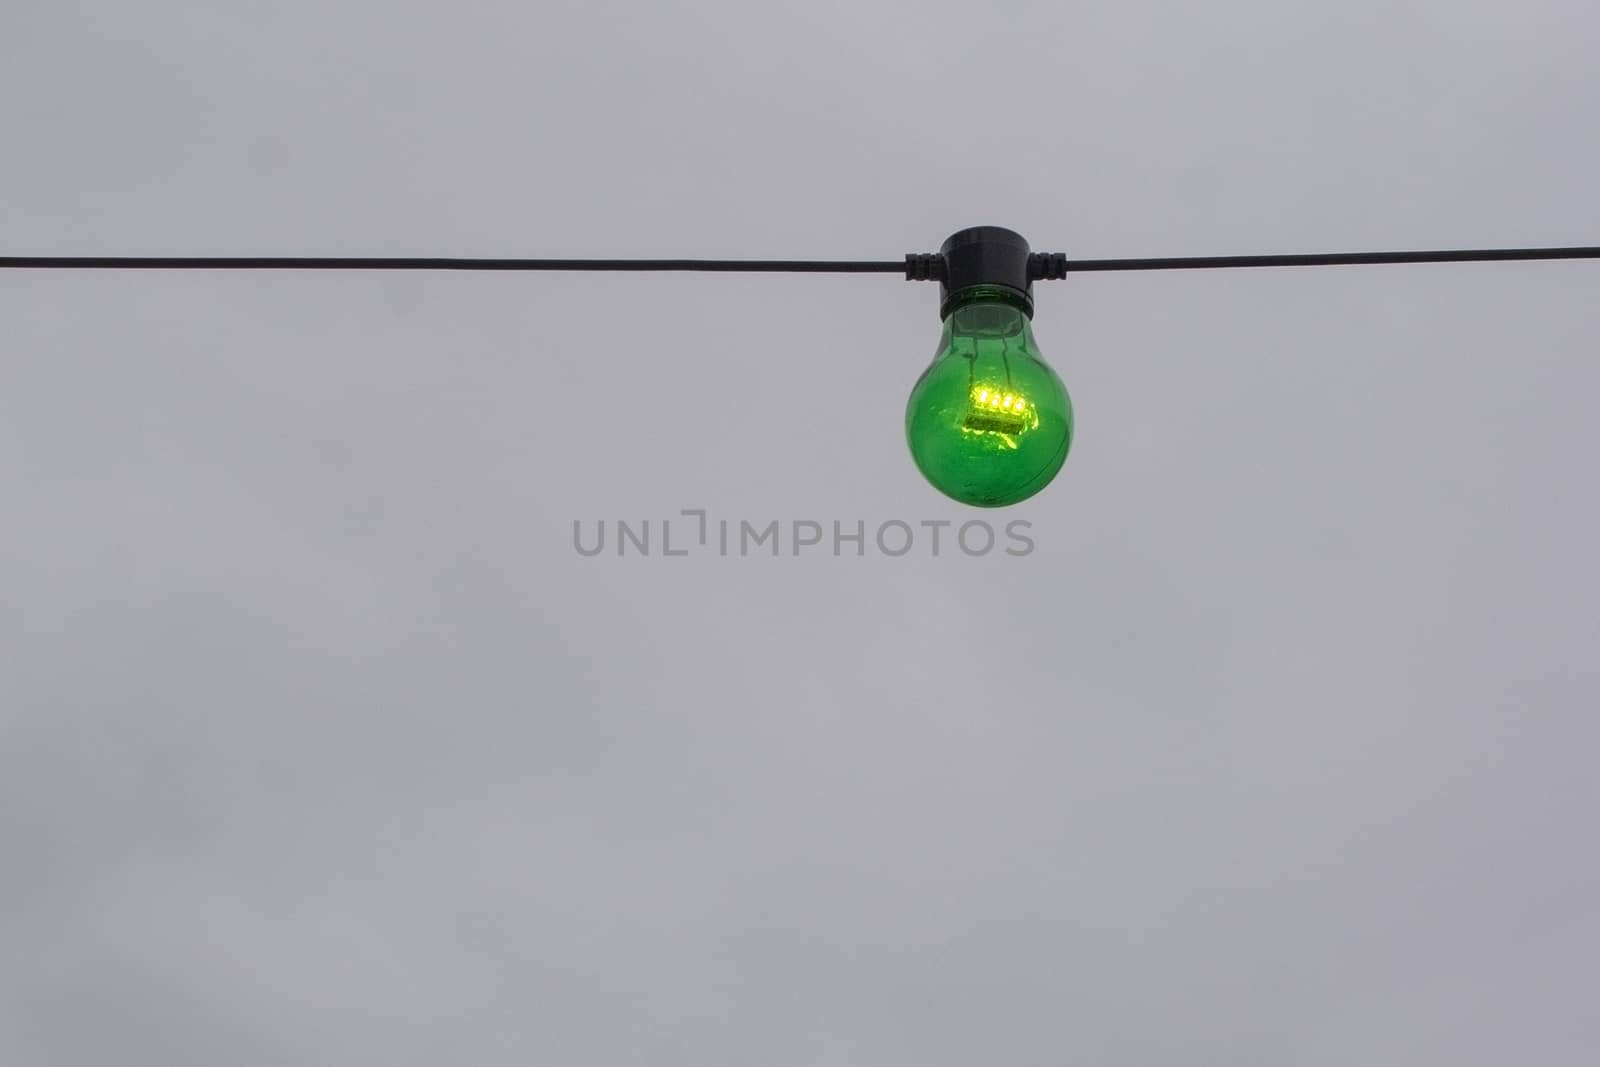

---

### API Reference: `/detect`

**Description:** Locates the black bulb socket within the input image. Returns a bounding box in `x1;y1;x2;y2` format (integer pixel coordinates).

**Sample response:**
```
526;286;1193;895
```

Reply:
939;226;1034;319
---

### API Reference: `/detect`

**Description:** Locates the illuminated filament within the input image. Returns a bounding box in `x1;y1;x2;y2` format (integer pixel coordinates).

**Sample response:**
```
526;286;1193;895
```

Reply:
963;386;1034;434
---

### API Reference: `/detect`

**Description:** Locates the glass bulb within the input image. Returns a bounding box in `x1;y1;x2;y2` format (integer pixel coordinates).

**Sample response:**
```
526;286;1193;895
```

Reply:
904;287;1073;507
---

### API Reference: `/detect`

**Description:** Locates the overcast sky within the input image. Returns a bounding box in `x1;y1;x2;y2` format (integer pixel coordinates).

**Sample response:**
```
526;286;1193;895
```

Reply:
3;2;1600;1064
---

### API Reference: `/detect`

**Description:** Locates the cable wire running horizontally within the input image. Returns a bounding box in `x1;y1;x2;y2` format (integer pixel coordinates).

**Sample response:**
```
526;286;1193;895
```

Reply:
1061;246;1600;273
1;247;1598;274
0;256;908;273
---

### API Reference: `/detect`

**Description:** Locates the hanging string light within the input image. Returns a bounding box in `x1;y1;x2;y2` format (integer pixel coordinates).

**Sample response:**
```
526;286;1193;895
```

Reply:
6;234;1597;506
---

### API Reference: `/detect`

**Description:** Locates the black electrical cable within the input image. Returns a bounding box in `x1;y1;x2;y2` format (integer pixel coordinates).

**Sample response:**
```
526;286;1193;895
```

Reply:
0;257;907;272
1061;246;1600;273
0;247;1597;274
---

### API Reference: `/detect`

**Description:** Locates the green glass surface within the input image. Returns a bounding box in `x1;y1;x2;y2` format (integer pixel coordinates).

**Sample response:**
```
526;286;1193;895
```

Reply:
904;288;1073;507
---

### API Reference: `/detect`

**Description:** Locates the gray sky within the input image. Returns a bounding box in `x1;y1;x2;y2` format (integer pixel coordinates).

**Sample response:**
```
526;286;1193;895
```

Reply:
3;2;1599;1064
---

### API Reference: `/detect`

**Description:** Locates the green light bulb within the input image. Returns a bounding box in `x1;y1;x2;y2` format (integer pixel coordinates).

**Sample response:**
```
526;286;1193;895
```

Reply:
904;285;1073;507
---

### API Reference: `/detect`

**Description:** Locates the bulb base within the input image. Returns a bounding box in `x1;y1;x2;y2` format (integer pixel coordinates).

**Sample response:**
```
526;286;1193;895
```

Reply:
939;226;1034;319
